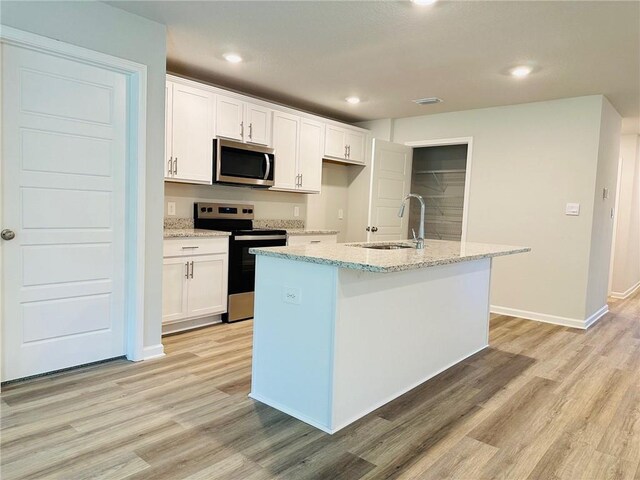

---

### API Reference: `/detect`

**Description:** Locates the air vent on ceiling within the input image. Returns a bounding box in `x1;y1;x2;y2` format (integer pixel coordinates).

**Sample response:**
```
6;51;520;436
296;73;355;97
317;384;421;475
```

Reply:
413;97;443;105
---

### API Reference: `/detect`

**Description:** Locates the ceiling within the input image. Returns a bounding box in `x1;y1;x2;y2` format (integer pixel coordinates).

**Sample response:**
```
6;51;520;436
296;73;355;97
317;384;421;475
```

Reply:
108;1;640;134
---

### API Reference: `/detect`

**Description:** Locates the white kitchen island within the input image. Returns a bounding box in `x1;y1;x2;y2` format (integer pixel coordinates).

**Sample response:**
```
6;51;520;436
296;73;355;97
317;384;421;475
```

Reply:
249;240;529;434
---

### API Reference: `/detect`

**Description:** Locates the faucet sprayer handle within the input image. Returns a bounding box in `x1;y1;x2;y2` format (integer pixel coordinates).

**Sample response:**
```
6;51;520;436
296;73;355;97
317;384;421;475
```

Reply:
412;228;417;242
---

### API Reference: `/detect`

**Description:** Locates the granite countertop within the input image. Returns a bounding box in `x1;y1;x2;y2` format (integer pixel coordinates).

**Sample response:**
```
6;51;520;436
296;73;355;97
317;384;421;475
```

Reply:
286;229;339;236
164;229;230;239
250;240;530;273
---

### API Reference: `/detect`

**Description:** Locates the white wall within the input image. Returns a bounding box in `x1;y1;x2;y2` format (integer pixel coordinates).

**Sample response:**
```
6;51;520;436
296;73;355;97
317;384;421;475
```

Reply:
611;134;640;298
306;163;350;242
362;96;620;326
585;98;622;317
1;1;167;350
165;183;307;221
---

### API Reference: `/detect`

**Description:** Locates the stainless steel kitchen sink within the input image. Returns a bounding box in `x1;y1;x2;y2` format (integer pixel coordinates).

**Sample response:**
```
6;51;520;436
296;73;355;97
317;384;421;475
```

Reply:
359;243;414;250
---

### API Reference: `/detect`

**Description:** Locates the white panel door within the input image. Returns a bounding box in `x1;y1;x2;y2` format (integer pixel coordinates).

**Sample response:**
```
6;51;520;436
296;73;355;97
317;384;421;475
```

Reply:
298;118;323;193
216;94;244;141
162;257;189;323
171;83;214;184
368;139;413;241
187;254;228;317
244;103;271;146
1;44;127;381
272;111;299;191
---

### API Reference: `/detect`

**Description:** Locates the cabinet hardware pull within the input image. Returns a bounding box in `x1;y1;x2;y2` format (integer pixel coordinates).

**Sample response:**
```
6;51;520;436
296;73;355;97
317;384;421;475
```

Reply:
190;261;194;279
310;240;321;244
344;145;348;159
185;261;189;278
181;246;199;249
174;157;178;175
168;157;173;176
371;226;378;232
249;123;253;139
347;145;351;158
240;121;244;138
366;226;371;232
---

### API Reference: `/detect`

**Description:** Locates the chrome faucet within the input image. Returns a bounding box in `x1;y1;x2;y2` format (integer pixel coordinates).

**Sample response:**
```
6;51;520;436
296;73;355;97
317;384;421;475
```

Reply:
398;193;425;249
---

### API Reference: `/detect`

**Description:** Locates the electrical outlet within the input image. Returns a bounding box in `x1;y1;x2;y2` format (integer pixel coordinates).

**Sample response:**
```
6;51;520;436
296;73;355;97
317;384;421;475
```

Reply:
293;206;300;217
167;202;176;216
283;286;301;305
565;203;580;216
338;209;344;220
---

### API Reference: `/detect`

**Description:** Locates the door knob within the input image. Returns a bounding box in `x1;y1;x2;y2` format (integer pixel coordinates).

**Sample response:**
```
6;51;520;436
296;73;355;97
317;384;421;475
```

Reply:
1;229;15;240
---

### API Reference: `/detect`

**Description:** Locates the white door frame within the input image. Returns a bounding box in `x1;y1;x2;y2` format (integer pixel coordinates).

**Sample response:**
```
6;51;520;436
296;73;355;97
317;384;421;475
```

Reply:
0;26;148;362
404;137;474;244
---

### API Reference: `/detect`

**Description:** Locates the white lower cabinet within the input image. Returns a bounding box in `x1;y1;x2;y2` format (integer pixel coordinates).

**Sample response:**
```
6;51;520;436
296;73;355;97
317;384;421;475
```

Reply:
162;237;228;331
287;234;338;246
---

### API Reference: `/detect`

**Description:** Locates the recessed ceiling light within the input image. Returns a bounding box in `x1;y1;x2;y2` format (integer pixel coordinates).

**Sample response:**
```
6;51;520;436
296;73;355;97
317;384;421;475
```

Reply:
413;97;443;105
223;53;243;64
509;65;533;78
345;96;361;104
411;0;438;5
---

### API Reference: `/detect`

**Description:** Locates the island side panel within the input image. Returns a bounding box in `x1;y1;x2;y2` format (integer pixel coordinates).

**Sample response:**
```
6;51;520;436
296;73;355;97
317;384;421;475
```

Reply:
331;258;491;431
250;255;338;433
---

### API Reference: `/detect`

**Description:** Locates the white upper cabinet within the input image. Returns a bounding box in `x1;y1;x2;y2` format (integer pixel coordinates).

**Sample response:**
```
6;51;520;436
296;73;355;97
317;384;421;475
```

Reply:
298;118;323;193
216;94;272;146
272;113;323;193
324;125;366;165
272;111;299;191
215;95;244;142
166;81;214;184
244;103;271;146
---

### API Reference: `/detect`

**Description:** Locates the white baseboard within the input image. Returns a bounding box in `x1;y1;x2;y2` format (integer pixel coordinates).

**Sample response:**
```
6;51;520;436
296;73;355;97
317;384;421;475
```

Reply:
610;280;640;300
491;304;609;330
162;315;222;335
141;344;165;361
248;393;334;434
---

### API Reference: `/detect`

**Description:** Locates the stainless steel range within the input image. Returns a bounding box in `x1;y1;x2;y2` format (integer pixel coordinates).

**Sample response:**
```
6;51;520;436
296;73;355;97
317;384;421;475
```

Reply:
194;202;286;323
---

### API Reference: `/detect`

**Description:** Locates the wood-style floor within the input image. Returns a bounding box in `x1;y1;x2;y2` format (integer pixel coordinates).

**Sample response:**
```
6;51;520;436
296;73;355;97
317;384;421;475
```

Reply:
1;292;639;480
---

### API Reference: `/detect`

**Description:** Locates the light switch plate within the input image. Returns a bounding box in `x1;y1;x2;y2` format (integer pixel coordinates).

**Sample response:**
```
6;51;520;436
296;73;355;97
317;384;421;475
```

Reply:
338;209;344;220
167;201;176;216
293;206;300;217
565;203;580;216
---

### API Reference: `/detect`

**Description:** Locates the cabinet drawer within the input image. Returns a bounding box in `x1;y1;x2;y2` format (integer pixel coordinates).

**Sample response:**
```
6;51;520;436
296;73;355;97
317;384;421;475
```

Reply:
287;234;337;246
163;237;229;257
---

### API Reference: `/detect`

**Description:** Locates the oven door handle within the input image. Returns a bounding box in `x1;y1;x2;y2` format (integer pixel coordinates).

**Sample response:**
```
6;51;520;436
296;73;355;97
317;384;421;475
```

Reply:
264;153;271;181
234;235;287;241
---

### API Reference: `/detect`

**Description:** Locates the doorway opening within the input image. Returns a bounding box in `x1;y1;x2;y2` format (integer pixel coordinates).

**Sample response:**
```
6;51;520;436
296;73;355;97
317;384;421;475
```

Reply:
406;138;473;243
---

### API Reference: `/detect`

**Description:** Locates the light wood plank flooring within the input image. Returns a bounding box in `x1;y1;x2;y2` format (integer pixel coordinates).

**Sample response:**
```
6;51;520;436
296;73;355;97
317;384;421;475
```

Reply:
1;292;639;479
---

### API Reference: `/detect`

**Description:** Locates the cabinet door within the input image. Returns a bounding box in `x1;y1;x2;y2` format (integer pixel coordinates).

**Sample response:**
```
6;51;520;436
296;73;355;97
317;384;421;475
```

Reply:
324;125;346;159
162;257;189;323
165;82;174;180
345;130;366;164
298;118;323;193
216;94;244;141
245;103;272;146
187;254;228;317
272;111;300;191
171;83;214;184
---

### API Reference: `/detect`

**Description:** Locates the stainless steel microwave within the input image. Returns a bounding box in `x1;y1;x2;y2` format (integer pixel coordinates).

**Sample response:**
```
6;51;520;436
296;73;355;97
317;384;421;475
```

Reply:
213;138;275;187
